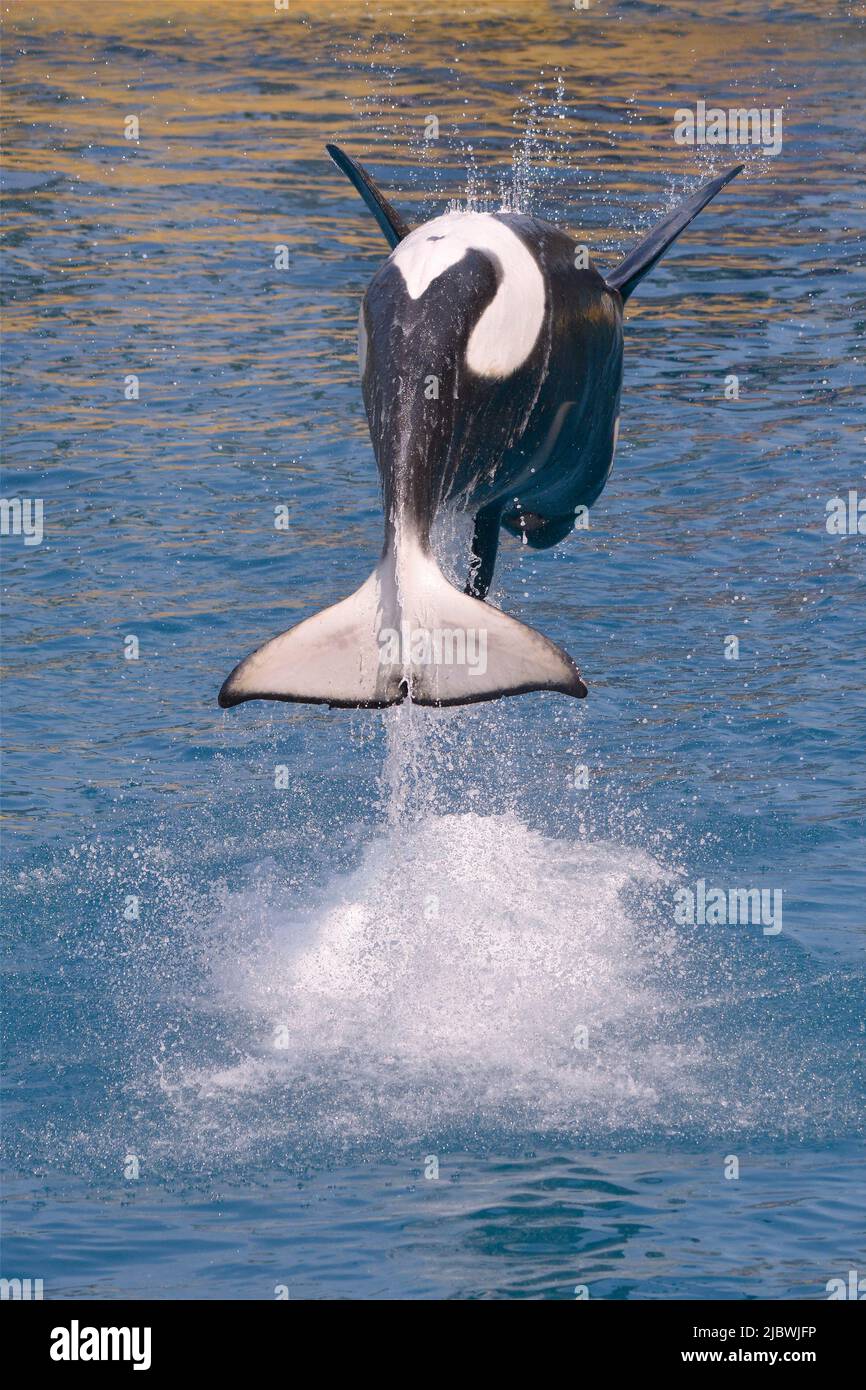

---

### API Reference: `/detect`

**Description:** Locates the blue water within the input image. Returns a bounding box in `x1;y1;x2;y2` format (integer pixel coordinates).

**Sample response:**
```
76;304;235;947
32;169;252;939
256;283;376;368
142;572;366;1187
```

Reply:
2;0;864;1300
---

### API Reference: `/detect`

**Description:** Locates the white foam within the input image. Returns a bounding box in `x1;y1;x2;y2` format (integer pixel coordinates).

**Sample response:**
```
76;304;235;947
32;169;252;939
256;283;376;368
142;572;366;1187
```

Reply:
171;807;703;1146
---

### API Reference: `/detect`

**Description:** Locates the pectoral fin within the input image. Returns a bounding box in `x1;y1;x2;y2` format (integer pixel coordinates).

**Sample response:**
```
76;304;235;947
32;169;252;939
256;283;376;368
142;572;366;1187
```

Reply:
605;164;743;302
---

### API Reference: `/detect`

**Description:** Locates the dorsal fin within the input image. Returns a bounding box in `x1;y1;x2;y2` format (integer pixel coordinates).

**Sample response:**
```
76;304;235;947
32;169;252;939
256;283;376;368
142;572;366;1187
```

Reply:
605;164;743;302
326;143;412;249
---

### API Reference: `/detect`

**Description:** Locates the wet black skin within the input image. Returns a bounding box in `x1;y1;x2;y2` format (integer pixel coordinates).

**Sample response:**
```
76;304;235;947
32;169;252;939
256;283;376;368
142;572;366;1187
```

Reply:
360;212;624;598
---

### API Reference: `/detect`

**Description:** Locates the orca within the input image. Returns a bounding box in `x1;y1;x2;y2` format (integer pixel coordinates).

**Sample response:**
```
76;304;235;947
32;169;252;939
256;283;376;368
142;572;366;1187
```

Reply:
219;146;742;710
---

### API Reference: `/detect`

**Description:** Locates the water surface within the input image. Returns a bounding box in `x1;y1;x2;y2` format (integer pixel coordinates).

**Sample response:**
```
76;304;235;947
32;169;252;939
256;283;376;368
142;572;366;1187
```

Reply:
1;0;864;1299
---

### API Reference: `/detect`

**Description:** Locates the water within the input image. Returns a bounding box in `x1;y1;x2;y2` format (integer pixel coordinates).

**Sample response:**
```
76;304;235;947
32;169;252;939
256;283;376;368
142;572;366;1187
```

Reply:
2;0;864;1300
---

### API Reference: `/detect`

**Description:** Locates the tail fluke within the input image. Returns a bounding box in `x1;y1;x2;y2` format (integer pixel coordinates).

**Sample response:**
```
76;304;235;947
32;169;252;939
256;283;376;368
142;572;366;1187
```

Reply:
605;164;743;302
219;546;586;710
326;143;411;249
218;569;391;709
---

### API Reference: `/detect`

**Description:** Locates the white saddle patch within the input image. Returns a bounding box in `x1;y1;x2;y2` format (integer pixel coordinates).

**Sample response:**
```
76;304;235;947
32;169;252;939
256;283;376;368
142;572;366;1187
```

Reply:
390;212;545;380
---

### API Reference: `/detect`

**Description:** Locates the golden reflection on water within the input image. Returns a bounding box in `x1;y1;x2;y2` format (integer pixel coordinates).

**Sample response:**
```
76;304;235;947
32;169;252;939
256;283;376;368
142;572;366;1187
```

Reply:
4;0;851;357
1;6;859;538
2;0;841;187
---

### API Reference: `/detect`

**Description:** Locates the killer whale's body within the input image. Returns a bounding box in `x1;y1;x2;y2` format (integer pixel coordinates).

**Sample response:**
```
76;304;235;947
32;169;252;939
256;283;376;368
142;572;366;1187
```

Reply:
219;148;741;710
365;210;623;587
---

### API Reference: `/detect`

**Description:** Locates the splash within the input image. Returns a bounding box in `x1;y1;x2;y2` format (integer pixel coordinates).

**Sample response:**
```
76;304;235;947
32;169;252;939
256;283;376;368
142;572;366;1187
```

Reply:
4;698;862;1182
166;802;687;1152
102;690;856;1173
